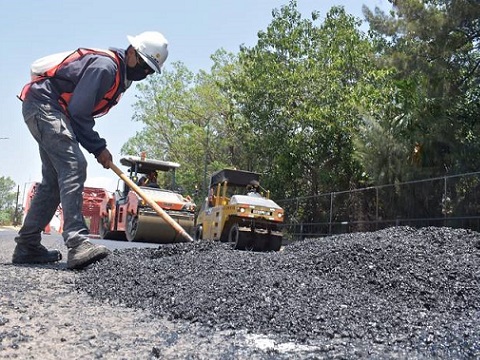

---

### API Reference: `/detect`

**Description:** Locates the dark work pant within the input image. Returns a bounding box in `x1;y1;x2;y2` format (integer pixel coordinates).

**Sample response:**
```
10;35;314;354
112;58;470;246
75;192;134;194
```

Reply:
16;99;89;248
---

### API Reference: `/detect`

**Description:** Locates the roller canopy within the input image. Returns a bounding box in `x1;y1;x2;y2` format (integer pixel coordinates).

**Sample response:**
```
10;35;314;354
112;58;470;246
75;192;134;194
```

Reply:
209;169;260;187
120;156;180;174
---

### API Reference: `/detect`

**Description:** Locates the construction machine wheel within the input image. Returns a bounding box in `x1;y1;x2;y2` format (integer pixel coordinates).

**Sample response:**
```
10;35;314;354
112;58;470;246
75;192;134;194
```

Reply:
252;233;267;252
229;224;247;250
99;207;126;241
244;230;255;251
267;235;282;251
229;225;275;251
194;225;203;241
228;224;239;249
126;213;139;242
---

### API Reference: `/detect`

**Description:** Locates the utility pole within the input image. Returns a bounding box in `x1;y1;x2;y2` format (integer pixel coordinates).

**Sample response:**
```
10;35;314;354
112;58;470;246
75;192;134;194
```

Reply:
13;185;20;226
203;119;210;196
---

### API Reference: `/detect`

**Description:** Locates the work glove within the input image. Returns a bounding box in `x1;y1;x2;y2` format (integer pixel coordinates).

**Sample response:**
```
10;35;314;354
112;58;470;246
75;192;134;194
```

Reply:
96;148;113;169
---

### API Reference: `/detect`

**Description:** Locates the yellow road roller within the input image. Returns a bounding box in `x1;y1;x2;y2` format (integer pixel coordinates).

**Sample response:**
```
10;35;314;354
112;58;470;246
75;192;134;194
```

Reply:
194;169;284;251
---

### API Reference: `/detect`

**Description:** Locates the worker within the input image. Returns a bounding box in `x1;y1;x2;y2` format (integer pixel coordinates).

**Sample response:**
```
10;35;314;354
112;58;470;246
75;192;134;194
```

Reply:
138;171;159;188
246;180;261;197
12;31;169;269
138;176;148;186
208;187;215;207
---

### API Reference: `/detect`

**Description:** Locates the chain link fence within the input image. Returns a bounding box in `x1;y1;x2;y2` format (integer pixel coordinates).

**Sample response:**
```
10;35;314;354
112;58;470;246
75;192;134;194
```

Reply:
277;171;480;240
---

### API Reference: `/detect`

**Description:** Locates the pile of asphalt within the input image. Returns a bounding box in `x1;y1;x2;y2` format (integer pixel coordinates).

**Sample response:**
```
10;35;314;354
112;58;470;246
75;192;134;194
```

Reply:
75;226;480;359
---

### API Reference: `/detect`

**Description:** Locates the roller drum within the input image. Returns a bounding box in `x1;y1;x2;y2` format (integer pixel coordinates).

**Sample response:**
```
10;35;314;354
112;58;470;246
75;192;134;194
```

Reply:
126;213;193;243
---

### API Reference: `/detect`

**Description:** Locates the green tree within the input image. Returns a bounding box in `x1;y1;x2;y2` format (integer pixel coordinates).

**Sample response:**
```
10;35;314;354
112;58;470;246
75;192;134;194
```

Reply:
0;176;17;225
122;52;241;200
363;0;480;178
229;1;383;200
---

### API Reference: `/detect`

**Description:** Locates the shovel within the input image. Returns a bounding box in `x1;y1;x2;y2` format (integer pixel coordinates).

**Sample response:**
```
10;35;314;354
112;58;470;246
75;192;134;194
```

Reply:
109;162;193;242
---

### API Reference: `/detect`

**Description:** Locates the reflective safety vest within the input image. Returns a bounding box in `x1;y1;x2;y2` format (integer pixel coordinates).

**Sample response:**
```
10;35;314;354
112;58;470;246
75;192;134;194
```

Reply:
19;48;123;118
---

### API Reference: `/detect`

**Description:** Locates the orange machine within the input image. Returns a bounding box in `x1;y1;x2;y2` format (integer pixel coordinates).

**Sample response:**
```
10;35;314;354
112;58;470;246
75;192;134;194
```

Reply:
98;156;196;243
24;183;107;236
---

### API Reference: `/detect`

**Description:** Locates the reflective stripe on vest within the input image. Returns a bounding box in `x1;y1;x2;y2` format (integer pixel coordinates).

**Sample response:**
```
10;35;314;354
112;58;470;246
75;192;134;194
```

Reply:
18;48;123;118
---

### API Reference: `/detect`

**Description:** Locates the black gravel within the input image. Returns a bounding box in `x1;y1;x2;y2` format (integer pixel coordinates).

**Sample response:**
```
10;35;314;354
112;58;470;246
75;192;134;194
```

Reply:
75;226;480;359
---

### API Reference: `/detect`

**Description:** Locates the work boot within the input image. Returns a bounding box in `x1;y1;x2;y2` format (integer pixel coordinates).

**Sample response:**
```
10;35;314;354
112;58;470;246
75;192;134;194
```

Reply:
12;243;62;264
67;241;111;270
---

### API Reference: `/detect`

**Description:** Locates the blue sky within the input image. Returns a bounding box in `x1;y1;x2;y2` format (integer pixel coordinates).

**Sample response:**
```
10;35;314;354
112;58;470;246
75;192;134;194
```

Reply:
0;0;389;197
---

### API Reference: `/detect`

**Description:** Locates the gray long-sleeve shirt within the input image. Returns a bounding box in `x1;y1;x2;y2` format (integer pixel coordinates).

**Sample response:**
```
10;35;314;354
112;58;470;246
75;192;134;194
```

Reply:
24;48;129;157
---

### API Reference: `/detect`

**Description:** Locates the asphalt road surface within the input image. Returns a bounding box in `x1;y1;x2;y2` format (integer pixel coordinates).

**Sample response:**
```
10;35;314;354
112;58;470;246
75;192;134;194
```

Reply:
1;225;479;359
0;226;160;251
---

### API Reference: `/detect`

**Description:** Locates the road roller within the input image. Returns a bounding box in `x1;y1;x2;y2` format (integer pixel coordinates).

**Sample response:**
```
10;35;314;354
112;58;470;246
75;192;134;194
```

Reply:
194;169;284;251
99;156;196;243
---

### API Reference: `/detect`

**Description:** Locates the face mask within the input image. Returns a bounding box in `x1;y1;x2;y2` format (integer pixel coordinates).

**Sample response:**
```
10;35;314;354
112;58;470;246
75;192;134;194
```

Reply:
126;64;148;81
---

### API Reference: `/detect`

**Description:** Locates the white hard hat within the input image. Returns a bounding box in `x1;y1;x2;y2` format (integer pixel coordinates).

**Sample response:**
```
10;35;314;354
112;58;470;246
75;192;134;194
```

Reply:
127;31;169;73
